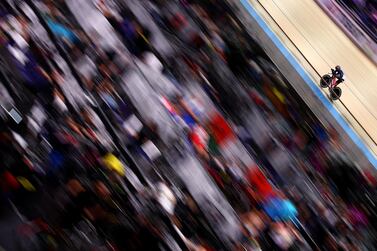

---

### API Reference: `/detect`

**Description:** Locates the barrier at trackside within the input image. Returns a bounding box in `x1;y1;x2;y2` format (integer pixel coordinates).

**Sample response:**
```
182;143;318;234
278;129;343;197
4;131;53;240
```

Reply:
224;0;377;171
315;0;377;65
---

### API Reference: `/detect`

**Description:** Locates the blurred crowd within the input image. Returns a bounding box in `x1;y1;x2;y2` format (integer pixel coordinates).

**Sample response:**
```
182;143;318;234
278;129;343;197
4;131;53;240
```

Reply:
0;0;376;250
336;0;377;41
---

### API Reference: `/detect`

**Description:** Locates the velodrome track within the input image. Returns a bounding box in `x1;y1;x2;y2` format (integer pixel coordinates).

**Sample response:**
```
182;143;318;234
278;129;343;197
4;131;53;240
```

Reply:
243;0;377;163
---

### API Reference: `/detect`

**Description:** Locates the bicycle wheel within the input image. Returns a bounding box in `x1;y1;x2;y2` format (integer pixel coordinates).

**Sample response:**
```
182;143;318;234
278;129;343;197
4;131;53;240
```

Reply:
320;74;331;88
330;87;342;100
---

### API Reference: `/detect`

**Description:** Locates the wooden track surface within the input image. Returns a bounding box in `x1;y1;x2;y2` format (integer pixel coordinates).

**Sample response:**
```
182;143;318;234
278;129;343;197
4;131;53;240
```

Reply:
249;0;377;156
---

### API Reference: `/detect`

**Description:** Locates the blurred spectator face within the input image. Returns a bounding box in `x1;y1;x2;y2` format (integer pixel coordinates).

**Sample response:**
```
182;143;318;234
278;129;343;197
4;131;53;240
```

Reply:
99;63;110;77
84;204;105;221
71;45;83;61
148;122;158;133
94;181;111;198
81;109;92;125
270;222;295;250
243;210;268;236
66;179;85;196
65;116;80;132
108;61;120;75
134;22;144;35
185;194;198;212
250;211;267;233
16;16;28;31
0;29;8;44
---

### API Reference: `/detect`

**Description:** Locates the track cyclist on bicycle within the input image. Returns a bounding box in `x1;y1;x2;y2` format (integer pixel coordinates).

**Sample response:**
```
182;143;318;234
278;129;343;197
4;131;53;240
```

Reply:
331;65;344;86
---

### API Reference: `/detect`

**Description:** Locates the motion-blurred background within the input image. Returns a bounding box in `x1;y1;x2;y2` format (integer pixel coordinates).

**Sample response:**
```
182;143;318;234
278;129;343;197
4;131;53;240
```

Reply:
0;0;376;250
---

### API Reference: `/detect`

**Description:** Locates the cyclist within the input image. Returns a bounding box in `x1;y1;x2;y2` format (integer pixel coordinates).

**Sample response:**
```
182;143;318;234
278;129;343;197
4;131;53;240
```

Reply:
331;65;344;86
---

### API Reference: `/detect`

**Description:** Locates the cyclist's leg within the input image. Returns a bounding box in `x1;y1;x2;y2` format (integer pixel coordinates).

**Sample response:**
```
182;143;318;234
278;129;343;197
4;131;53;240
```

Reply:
334;78;343;87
